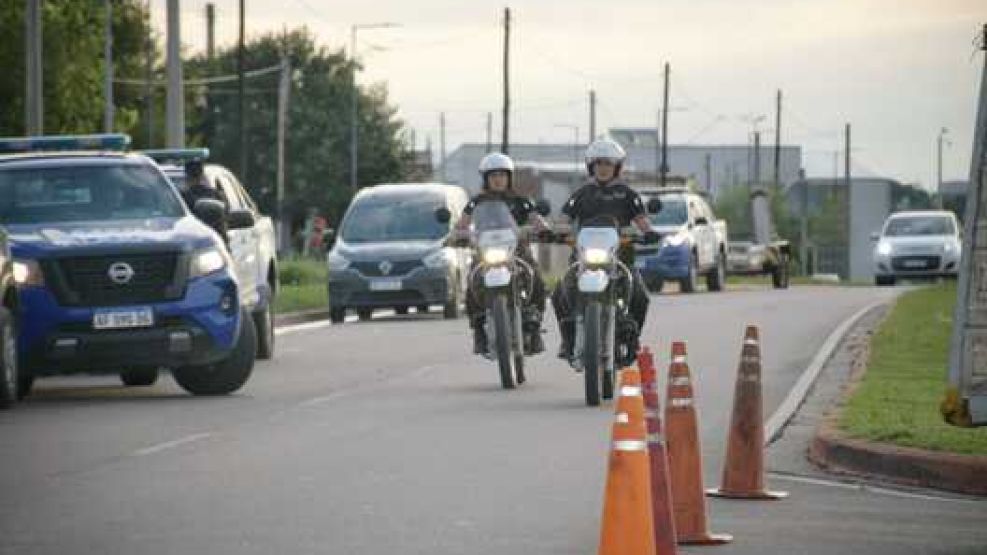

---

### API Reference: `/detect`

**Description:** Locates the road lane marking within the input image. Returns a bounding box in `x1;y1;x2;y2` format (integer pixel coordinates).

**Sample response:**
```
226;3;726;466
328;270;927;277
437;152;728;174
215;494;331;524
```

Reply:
275;309;400;336
767;472;984;504
292;363;441;410
131;433;212;457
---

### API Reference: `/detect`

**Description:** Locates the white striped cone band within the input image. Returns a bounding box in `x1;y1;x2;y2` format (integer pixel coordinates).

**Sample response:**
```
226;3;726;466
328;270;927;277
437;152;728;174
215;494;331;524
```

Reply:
741;373;760;383
670;376;691;386
744;338;759;346
670;398;693;407
616;412;630;424
620;385;643;397
613;440;648;452
647;433;665;444
672;355;687;363
742;355;760;364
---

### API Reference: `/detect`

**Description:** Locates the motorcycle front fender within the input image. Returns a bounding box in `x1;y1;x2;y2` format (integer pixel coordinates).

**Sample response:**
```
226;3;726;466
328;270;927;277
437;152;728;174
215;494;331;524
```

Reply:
578;269;609;293
484;266;512;288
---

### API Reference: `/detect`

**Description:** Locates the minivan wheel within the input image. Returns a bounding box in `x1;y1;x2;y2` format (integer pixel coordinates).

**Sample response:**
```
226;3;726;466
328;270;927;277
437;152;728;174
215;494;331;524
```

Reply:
330;307;345;324
172;309;256;396
120;367;159;387
357;308;373;321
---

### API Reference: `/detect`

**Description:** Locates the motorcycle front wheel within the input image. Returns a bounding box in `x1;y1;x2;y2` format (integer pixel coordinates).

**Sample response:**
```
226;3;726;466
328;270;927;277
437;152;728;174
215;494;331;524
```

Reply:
492;295;515;389
583;300;602;406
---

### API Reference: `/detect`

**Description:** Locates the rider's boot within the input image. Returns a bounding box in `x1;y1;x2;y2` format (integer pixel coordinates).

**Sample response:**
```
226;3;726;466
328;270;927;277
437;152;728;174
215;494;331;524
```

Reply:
522;308;544;355
557;320;575;362
471;315;488;354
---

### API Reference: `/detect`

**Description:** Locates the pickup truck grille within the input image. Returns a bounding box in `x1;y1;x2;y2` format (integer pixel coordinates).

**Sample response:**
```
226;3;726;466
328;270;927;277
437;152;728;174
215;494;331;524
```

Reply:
48;253;185;306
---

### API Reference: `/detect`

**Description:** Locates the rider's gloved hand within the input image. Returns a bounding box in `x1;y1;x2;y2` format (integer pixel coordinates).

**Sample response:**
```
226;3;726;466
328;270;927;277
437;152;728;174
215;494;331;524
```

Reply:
643;230;661;244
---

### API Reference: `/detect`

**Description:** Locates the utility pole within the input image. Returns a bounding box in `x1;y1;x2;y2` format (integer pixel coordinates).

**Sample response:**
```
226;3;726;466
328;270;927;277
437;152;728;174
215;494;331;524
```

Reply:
773;89;782;187
103;0;114;132
238;0;247;177
276;56;291;252
165;0;184;147
25;0;43;135
206;3;216;60
660;62;670;188
144;0;153;146
485;112;492;153
704;153;712;196
589;89;597;143
501;7;511;154
439;112;447;182
752;131;761;188
844;123;852;281
937;127;949;209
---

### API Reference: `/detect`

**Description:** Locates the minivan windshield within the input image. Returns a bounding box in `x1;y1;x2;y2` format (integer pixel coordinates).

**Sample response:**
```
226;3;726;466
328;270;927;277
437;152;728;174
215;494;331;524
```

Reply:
649;196;688;226
884;215;955;237
341;194;448;243
0;164;185;225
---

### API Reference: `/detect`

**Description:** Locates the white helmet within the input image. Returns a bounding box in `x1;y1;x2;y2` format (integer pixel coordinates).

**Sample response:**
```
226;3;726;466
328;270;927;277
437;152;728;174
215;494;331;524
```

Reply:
584;138;626;177
479;152;515;174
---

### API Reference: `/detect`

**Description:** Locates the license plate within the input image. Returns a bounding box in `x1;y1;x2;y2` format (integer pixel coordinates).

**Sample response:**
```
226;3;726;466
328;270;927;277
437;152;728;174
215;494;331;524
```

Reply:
370;279;402;291
903;259;927;268
93;307;154;330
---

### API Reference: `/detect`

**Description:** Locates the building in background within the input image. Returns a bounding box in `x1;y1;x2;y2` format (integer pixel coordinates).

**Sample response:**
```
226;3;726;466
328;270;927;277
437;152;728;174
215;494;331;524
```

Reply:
940;179;970;222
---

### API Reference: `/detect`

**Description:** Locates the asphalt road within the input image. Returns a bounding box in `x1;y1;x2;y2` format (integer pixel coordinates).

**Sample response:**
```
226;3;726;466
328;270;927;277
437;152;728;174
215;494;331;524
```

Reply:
1;285;985;555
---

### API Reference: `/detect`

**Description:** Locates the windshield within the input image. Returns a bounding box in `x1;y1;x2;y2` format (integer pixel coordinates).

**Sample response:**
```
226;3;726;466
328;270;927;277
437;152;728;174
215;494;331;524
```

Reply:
649;197;688;226
0;164;185;225
341;194;448;243
472;199;518;232
884;216;955;237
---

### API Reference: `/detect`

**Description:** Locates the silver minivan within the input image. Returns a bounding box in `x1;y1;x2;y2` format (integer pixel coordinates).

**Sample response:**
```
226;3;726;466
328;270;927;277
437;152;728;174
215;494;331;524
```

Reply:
326;183;470;323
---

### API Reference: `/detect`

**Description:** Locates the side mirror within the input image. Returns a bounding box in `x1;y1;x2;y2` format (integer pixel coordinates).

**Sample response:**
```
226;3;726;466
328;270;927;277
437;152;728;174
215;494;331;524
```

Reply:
193;199;225;229
646;198;662;214
435;207;452;224
536;199;551;216
870;232;880;242
694;216;709;227
227;209;256;230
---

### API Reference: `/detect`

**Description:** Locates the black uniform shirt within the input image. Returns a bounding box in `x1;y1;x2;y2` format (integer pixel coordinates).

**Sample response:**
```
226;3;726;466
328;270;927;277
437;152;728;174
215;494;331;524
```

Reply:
562;180;646;227
463;192;538;226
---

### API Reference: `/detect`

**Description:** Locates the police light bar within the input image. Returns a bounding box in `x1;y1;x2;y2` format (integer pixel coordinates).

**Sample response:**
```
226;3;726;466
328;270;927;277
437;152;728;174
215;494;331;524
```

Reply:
141;148;210;165
0;134;131;154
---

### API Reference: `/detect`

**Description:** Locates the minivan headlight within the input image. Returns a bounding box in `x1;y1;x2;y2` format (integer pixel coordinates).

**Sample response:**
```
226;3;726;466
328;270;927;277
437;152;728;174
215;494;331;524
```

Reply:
482;248;510;265
191;247;226;278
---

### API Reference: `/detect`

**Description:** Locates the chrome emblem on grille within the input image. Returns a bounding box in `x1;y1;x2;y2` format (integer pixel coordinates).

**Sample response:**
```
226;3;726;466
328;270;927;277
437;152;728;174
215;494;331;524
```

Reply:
379;260;393;275
107;262;135;285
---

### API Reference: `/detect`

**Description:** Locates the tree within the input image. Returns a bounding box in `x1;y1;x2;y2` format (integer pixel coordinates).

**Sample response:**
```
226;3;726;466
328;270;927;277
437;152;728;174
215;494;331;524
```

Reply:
185;29;411;227
0;1;155;139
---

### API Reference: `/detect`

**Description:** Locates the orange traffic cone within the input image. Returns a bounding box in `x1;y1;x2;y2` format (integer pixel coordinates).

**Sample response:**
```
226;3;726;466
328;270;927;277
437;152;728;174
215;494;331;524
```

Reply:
599;369;656;555
707;326;788;500
638;347;679;555
664;342;732;546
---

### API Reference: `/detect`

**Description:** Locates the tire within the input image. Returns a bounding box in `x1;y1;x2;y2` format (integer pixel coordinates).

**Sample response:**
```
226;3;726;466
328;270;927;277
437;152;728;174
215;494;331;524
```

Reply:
492;295;514;389
583;300;602;407
18;373;34;400
395;306;409;315
772;253;790;289
512;302;525;385
875;275;896;286
120;366;159;387
680;254;698;293
602;307;615;401
172;309;257;396
357;308;373;321
330;307;345;324
416;304;430;314
0;308;19;409
707;251;726;292
253;302;275;360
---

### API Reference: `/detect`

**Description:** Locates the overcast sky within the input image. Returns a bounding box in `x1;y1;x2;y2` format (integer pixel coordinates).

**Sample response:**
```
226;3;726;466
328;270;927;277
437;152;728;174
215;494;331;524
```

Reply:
156;0;985;189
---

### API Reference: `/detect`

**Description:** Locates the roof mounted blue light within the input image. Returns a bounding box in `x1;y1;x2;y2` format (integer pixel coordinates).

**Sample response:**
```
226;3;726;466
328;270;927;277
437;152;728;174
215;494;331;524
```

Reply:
0;134;131;154
141;148;210;165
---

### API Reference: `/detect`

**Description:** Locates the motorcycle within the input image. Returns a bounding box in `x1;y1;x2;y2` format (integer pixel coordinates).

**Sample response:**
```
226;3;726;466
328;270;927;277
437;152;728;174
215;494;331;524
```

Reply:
457;199;548;389
560;219;656;406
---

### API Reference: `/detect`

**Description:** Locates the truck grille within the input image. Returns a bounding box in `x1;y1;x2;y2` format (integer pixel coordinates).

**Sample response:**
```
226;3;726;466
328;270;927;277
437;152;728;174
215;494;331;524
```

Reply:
351;260;423;277
891;255;941;271
49;253;185;306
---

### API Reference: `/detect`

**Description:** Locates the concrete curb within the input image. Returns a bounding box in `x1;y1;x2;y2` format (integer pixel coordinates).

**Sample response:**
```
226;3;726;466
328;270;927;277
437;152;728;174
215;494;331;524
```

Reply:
274;308;332;328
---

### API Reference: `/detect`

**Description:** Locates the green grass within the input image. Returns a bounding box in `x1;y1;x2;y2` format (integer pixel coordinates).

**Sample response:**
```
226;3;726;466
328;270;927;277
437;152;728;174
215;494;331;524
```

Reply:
840;283;987;455
275;257;328;314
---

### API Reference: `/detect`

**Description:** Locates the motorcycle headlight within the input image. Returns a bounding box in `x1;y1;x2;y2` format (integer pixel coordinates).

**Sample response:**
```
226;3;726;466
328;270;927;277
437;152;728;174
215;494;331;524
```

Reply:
191;247;227;278
876;241;893;256
424;248;454;269
583;248;611;265
663;233;687;248
12;259;45;286
326;251;350;271
482;248;510;265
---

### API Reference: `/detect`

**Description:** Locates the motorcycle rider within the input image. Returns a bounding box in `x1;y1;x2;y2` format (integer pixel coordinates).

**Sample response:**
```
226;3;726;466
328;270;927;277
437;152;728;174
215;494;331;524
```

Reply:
552;138;659;363
455;153;551;356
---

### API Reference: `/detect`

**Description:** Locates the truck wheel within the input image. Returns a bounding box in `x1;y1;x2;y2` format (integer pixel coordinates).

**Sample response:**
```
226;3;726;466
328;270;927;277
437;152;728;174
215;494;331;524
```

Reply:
0;308;19;409
253;302;275;360
357;308;373;321
706;252;726;292
680;256;698;293
330;307;346;324
772;254;790;289
172;309;256;396
120;367;159;387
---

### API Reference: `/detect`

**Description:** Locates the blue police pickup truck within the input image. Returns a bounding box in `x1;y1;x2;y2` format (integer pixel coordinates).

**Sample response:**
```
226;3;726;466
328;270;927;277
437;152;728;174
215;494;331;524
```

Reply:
0;135;261;396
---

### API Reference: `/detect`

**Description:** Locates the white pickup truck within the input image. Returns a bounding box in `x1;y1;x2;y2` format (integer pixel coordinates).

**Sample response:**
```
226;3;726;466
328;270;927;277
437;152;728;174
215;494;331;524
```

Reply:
634;187;729;293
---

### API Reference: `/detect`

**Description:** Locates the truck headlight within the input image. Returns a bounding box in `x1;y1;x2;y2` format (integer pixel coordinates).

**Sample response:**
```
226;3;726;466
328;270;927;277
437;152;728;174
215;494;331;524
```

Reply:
326;251;350;271
191;247;226;278
876;241;893;256
482;248;510;265
663;233;687;248
12;259;44;286
424;248;454;269
583;248;611;265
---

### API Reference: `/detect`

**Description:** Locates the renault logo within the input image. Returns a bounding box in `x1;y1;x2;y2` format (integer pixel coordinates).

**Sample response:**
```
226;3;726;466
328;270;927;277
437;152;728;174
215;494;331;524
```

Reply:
107;262;135;285
379;260;393;276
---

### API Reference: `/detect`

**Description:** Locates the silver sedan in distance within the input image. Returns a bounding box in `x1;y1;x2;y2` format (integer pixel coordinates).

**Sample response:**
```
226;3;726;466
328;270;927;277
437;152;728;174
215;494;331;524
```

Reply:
872;210;962;286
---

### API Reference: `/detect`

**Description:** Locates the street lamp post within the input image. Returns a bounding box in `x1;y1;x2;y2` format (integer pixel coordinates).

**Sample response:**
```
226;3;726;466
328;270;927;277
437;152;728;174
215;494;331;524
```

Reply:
937;127;950;208
350;22;400;191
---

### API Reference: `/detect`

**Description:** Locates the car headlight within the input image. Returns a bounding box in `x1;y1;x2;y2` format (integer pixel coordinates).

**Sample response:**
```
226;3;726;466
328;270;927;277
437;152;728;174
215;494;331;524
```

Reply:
12;259;44;286
424;248;455;269
191;247;226;278
943;242;958;254
326;251;350;271
663;233;687;248
482;248;510;265
583;248;611;265
876;241;893;256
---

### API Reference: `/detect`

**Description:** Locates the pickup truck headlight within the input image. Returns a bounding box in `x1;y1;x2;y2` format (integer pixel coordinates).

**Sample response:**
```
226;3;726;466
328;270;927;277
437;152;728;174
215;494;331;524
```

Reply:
424;248;455;269
662;233;687;248
191;247;226;278
876;241;893;256
582;248;611;265
12;259;44;286
326;251;350;271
